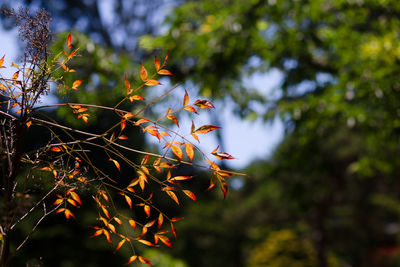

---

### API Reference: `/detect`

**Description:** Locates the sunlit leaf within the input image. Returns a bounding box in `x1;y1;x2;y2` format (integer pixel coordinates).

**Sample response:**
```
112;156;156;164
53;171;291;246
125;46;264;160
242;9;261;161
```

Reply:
144;205;151;217
157;69;173;75
194;125;220;134
183;90;189;106
67;33;72;48
135;118;151;125
138;239;155;247
184;105;198;114
167;115;179;127
166;190;179;205
139;256;152;266
171;145;183;160
53;198;63;206
0;55;5;68
158;235;173;248
129;95;144;102
140;64;148;81
118;135;128;140
69;191;81;205
122;112;134;120
170;222;177;240
211;146;235;159
154;56;161;71
120;120;127;131
185;143;194;162
129;219;137;229
51;146;63;152
125;195;133;208
12;71;19;80
191;133;200;143
115;239;126;252
183;190;197;201
126;255;138;265
67;198;77;206
158;213;164;229
194;99;215;109
72;80;82;90
145;79;161;86
109;158;121;171
170;176;192;181
114;217;122;225
64;209;75;219
124;74;131;94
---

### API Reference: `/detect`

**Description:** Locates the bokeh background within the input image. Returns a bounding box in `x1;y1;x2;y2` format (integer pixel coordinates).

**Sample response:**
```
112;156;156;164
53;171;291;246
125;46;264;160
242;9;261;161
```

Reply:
2;0;400;266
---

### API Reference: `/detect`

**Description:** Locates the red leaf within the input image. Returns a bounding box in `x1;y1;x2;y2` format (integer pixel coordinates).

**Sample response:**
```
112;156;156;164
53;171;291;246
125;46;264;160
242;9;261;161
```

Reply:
67;33;72;48
194;99;215;109
140;64;148;81
171;222;177;240
163;52;169;66
194;125;220;134
115;239;126;252
70;191;82;205
135;118;151;125
51;146;63;152
158;213;164;229
144;205;151;217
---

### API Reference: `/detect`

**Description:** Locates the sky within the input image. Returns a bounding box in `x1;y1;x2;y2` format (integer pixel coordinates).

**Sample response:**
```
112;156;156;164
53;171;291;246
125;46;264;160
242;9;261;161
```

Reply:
0;15;284;170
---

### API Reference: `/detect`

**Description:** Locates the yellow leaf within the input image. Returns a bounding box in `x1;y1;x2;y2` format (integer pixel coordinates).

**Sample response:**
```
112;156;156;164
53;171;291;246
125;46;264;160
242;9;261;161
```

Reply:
157;69;173;75
145;79;161;86
185;143;194;162
171;145;183;160
154;56;161;71
183;90;189;106
72;80;82;90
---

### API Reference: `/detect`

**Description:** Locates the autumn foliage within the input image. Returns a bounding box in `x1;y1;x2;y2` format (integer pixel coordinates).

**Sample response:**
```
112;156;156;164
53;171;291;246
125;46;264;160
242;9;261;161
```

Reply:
0;8;240;266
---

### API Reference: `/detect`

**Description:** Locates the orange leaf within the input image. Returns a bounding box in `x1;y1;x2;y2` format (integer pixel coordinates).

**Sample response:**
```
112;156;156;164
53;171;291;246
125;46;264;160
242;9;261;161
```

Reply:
118;135;128;140
0;55;5;68
122;112;134;120
140;64;148;81
192;133;200;143
124;74;131;94
167;115;179;127
67;198;77;206
115;239;126;252
72;80;82;90
184;106;198;114
194;125;220;134
166;190;179;205
129;219;137;229
70;191;82;205
158;235;173;248
185;143;194;162
218;175;228;198
67;33;72;48
139;256;152;266
170;176;192;181
157;69;173;75
64;209;75;219
53;198;63;206
183;190;197;201
194;99;215;109
145;79;161;86
12;71;19;80
171;145;183;160
126;255;138;265
163;52;169;66
138;239;154;247
158;213;164;229
144;205;151;217
121;119;127;131
102;206;110;219
154;56;161;71
212;151;235;160
125;195;133;208
129;95;144;102
141;154;149;165
109;158;121;171
171;222;177;240
51;146;63;152
114;217;122;225
135;118;150;125
183;90;189;106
